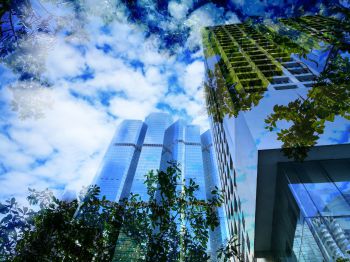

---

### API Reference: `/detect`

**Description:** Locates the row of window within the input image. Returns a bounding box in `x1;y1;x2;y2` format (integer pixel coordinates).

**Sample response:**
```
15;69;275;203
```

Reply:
211;121;252;261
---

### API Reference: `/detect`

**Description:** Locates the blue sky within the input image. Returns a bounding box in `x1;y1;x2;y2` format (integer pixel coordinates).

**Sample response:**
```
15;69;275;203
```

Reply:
0;0;347;202
0;0;242;202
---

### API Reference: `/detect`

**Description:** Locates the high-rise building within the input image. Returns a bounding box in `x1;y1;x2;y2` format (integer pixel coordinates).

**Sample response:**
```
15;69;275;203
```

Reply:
92;120;147;202
202;15;350;262
92;113;226;260
129;113;172;201
160;120;206;199
202;130;229;260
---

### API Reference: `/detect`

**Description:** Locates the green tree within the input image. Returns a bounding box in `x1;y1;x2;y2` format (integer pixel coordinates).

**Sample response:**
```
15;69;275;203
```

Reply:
335;250;350;262
0;163;237;261
265;54;350;160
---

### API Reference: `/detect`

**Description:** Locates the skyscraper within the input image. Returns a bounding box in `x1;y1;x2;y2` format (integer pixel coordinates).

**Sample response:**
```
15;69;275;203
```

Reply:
92;113;226;260
201;130;228;260
92;120;147;202
128;113;172;201
160;120;206;199
202;15;350;261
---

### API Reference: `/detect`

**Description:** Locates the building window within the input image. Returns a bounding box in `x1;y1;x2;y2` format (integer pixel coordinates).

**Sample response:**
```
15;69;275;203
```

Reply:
242;213;245;230
234;169;237;187
234;194;238;212
246;233;250;253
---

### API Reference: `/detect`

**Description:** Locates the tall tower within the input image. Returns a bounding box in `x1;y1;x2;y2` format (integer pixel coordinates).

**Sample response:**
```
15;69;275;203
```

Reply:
92;120;147;201
202;16;350;261
128;113;172;201
92;114;226;260
160;120;206;199
201;130;228;261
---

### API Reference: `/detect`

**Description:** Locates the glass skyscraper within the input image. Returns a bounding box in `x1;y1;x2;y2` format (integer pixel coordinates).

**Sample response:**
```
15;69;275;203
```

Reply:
92;120;147;202
128;113;172;201
201;130;228;261
202;15;350;261
92;113;226;260
160;120;206;199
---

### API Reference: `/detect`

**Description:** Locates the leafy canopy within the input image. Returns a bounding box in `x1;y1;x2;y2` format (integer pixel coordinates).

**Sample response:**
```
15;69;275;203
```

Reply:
265;54;350;160
0;162;238;261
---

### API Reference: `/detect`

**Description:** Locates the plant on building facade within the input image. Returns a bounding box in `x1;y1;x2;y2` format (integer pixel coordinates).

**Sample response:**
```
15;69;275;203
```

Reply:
335;250;350;262
204;15;349;161
337;257;350;262
204;58;264;123
261;14;350;160
0;163;237;261
262;13;350;160
248;21;315;58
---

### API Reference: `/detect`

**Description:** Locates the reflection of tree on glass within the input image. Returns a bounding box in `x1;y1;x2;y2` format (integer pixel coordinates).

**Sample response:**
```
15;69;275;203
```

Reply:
265;12;350;160
265;54;350;160
203;15;349;161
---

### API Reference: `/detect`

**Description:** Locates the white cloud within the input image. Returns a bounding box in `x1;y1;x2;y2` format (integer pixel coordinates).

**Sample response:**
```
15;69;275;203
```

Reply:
182;60;205;97
45;39;85;80
0;0;239;202
168;0;192;20
109;97;157;120
0;85;115;201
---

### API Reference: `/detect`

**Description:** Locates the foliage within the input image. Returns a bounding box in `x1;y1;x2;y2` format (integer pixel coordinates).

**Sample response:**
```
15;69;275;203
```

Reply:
217;236;241;262
265;54;350;160
204;54;264;123
0;163;235;261
113;163;226;261
335;250;350;262
0;196;36;259
1;186;124;261
0;0;53;58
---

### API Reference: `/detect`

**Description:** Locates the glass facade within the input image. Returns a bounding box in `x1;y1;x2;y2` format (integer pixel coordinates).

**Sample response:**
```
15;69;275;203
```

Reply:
129;113;172;201
160;120;206;199
160;121;225;259
274;159;350;261
91;114;225;260
92;120;147;201
202;16;350;262
201;130;229;261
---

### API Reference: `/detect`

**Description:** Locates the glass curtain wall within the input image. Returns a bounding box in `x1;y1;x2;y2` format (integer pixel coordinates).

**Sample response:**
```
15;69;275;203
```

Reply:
275;159;350;261
92;120;147;201
128;113;172;201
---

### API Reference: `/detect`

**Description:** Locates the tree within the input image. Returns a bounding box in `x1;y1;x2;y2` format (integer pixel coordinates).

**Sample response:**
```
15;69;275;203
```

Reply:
203;28;265;123
0;163;237;261
1;186;123;261
204;16;349;161
216;236;241;262
265;54;350;161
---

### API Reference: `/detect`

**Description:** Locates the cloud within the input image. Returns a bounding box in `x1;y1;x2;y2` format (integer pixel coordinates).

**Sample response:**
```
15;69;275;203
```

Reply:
0;85;114;201
0;0;240;202
182;60;205;97
109;97;157;120
45;39;85;80
168;0;192;20
184;3;240;50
